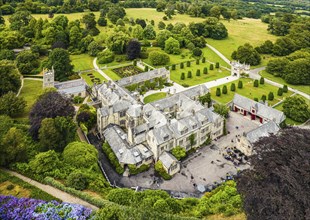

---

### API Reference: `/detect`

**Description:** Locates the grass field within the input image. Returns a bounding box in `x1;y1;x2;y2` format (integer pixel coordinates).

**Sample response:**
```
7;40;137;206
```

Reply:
71;54;94;71
0;170;59;201
19;79;43;118
102;68;121;80
210;78;293;106
143;92;167;103
80;71;106;86
171;64;230;86
126;8;204;26
260;70;310;95
207;18;279;62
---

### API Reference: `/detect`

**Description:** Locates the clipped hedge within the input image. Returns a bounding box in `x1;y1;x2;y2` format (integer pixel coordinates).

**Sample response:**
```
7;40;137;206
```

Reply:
128;164;150;175
44;177;110;208
102;142;124;174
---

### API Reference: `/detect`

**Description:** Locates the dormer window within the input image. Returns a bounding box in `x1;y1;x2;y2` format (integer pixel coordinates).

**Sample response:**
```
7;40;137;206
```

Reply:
164;135;169;141
192;124;197;129
251;107;256;114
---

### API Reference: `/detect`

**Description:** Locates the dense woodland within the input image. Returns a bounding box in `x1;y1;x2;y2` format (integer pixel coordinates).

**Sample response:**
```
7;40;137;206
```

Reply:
0;0;309;219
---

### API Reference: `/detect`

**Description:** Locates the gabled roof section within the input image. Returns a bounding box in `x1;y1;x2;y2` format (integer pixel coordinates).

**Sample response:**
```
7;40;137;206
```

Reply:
159;151;178;170
103;125;153;165
181;84;209;99
246;120;280;144
116;68;169;87
233;94;285;124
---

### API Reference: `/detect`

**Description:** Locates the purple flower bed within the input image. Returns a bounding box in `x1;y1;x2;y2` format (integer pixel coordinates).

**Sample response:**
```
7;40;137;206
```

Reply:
0;195;94;220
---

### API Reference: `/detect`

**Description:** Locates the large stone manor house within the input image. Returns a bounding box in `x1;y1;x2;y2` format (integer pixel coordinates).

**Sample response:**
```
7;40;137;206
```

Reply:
94;68;224;176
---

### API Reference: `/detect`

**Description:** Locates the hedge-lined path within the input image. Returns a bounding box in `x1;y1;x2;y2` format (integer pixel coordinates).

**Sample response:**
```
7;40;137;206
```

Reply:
93;57;113;82
2;169;99;211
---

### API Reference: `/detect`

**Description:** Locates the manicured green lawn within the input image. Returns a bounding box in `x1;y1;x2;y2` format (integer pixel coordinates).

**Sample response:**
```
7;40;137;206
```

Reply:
207;18;279;63
102;68;121;80
260;70;310;95
201;47;230;68
143;92;167;103
18;79;43;118
143;47;229;69
210;78;293;106
71;54;94;72
80;71;106;86
126;8;204;26
171;64;230;86
142;47;193;67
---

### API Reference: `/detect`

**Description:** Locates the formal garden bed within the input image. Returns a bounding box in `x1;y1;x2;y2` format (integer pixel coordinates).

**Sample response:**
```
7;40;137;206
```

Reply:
112;65;143;78
80;72;106;86
126;77;166;95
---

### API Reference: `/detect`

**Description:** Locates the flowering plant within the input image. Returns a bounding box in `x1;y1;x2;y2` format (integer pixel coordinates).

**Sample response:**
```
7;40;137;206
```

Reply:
0;195;94;220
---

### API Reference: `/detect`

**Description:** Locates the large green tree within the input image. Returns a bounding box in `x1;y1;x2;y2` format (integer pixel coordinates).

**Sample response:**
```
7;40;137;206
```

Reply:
149;51;170;65
282;96;310;123
131;25;144;40
106;32;130;54
156;30;172;49
143;25;156;40
46;48;74;81
127;39;141;60
231;43;261;65
16;50;40;75
9;10;33;31
0;60;21;96
0;127;28;166
29;150;60;176
0;92;26;117
284;58;310;85
107;6;126;24
29;91;75;139
164;37;180;55
81;13;99;36
38;116;76;152
63;141;98;169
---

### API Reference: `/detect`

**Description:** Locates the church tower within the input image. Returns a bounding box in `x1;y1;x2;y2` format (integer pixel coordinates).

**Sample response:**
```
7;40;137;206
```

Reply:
43;67;55;88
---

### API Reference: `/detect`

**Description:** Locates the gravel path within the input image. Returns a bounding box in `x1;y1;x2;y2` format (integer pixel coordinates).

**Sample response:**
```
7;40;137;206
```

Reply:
3;169;99;211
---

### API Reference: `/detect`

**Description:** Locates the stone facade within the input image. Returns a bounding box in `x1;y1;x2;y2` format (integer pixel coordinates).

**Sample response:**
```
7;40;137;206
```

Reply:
96;69;224;176
43;68;87;98
231;61;250;77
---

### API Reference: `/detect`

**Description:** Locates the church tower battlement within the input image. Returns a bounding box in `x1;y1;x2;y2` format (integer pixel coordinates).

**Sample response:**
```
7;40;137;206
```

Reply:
43;67;55;88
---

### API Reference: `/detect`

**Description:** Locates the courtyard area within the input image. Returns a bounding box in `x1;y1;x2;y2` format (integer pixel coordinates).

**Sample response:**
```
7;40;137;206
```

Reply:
118;112;259;194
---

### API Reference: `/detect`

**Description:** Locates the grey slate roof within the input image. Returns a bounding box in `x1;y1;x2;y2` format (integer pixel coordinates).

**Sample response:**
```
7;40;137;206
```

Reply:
246;120;280;143
116;67;169;87
151;124;174;145
127;104;142;118
103;125;153;165
232;94;285;124
97;83;136;105
159;151;178;169
54;79;86;95
180;84;209;99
